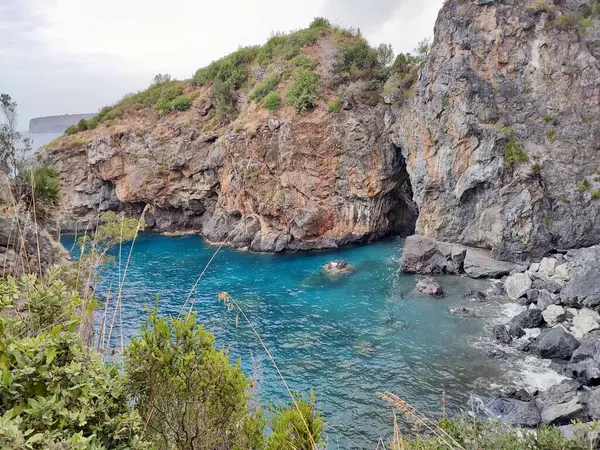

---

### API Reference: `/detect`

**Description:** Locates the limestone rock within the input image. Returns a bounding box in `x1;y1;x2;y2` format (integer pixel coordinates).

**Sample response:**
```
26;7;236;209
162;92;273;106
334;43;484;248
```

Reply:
395;0;600;261
589;389;600;419
505;273;532;300
400;235;466;274
538;257;557;279
537;328;580;360
323;260;354;275
542;305;566;326
463;247;519;278
572;309;600;338
491;324;512;344
415;277;444;297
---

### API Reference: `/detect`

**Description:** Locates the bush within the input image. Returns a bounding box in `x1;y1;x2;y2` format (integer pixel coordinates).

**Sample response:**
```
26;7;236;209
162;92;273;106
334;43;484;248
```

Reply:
192;46;259;87
503;130;528;168
262;91;281;111
125;310;265;450
0;274;147;450
328;97;342;113
64;125;77;135
309;17;331;29
266;390;325;450
577;178;592;191
18;166;61;223
290;54;317;70
155;85;184;112
286;69;320;113
170;95;192;111
249;73;280;101
76;119;88;132
334;32;379;76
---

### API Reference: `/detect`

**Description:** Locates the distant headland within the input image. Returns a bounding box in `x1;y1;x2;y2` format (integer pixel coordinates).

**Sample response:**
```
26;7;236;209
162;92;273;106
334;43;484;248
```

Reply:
29;113;95;133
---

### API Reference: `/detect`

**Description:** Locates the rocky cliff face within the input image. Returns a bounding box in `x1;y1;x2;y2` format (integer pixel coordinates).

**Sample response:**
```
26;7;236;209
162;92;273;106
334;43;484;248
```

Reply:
44;3;600;257
396;0;600;261
43;105;416;251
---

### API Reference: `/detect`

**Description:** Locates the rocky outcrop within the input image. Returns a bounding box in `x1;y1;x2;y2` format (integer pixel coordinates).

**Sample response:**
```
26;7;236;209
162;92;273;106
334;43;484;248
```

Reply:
43;105;417;252
395;0;600;262
0;213;68;277
29;114;95;133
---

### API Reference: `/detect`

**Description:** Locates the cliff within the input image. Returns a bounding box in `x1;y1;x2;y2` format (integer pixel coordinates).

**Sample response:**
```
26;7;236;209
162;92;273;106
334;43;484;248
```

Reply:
396;0;600;261
29;114;95;133
41;23;417;252
42;4;600;258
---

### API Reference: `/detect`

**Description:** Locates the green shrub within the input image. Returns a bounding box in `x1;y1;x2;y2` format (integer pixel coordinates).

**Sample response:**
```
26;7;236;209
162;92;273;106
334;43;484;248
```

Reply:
76;119;88;132
192;46;259;87
125;310;265;450
328;97;342;113
249;73;280;101
266;390;325;450
286;69;320;113
577;178;592;191
64;125;77;135
170;95;192;111
262;91;281;111
334;32;379;76
290;54;317;70
211;78;238;119
19;166;61;223
309;17;331;29
503;130;528;168
543;113;553;122
592;189;600;200
546;127;556;142
155;85;184;112
0;274;147;450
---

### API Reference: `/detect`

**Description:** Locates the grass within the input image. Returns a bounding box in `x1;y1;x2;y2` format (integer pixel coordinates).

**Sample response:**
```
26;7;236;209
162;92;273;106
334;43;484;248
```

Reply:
328;97;342;113
576;178;591;191
262;91;281;111
248;73;280;101
503;130;528;168
286;69;321;113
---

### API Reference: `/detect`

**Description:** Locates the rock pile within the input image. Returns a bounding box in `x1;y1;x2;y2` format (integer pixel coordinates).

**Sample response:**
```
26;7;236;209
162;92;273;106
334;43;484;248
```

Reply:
487;247;600;429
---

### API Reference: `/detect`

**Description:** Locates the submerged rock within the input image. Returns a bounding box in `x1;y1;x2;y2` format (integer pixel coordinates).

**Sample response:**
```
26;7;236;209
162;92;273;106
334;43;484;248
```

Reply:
491;324;512;344
415;277;444;297
450;306;477;318
323;260;354;275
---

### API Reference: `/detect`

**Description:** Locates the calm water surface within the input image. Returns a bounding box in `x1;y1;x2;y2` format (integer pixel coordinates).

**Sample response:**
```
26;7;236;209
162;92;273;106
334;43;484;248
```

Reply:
62;233;506;448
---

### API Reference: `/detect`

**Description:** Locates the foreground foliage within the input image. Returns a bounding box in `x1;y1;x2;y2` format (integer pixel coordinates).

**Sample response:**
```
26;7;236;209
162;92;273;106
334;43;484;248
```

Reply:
393;416;596;450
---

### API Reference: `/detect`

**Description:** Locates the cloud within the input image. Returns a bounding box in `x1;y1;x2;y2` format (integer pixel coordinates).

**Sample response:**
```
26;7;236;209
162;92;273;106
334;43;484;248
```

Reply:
2;0;443;126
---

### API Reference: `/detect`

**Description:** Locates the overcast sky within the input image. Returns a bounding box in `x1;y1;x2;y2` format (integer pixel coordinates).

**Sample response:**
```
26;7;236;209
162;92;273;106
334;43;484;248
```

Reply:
1;0;443;128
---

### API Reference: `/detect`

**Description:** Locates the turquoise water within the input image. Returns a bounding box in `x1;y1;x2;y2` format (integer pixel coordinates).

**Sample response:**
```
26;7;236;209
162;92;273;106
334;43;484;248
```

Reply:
62;234;505;448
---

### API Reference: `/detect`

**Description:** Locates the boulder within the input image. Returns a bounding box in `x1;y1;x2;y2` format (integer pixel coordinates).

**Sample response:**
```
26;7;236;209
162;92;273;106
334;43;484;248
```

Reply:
540;397;586;425
532;278;562;294
450;306;477;317
537;290;558;311
568;359;600;386
484;397;541;427
571;331;600;363
400;235;466;275
572;309;600;338
561;247;600;307
491;324;512;344
552;263;571;285
526;289;539;303
538;257;557;279
323;260;354;274
464;290;487;302
535;380;580;410
505;273;532;300
542;305;566;326
510;309;544;330
415;277;444;297
463;247;520;279
537;328;580;360
589;389;600;419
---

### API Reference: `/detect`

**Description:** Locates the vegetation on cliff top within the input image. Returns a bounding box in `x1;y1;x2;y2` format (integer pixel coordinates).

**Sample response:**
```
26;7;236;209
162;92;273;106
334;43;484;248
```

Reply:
60;17;429;140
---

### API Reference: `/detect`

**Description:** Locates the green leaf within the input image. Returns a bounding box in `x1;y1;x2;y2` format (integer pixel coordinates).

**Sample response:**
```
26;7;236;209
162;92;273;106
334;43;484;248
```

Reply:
27;433;44;444
46;346;58;365
2;370;12;386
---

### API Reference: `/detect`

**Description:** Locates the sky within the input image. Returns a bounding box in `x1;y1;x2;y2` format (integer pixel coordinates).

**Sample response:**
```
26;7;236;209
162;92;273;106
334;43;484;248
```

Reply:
0;0;444;129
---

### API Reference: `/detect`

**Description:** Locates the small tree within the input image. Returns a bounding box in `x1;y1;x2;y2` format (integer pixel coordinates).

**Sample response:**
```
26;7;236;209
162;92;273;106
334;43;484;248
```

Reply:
414;38;432;61
0;93;31;176
152;73;172;85
376;43;395;67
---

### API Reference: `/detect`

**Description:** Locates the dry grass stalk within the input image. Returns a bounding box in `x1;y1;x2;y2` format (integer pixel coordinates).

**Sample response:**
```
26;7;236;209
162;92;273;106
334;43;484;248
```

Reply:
378;392;464;450
218;291;320;450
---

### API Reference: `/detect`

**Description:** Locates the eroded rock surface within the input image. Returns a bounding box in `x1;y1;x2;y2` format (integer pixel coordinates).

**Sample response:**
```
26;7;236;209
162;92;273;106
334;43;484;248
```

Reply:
396;0;600;262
